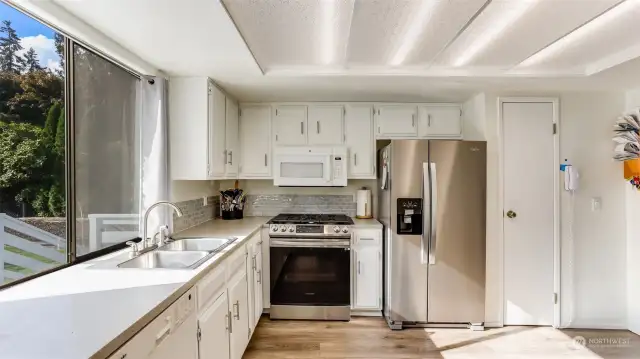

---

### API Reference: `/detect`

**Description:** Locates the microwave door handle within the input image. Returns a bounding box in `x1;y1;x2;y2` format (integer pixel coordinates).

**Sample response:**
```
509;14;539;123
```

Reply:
326;157;332;183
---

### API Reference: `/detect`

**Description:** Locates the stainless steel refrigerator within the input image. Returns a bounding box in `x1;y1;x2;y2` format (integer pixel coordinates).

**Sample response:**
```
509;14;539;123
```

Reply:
378;140;486;330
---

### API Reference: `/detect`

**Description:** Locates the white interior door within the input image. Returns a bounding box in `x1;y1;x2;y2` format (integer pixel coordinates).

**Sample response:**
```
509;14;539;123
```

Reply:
503;101;556;326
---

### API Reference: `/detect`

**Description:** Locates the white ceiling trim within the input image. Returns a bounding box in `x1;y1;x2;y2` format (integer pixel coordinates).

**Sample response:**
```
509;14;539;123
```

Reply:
264;65;585;78
585;42;640;76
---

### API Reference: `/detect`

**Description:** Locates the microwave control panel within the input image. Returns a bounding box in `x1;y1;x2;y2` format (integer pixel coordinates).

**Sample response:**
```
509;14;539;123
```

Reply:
333;156;343;179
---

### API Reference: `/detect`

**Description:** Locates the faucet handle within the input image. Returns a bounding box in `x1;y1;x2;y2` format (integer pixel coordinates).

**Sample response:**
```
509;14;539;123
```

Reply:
125;241;139;256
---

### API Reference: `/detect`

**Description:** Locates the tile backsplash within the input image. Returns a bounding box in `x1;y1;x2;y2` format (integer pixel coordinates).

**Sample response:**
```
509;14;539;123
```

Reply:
173;196;220;232
244;194;356;217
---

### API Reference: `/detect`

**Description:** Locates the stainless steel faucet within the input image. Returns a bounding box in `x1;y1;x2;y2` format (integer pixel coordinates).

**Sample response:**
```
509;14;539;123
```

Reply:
142;201;183;252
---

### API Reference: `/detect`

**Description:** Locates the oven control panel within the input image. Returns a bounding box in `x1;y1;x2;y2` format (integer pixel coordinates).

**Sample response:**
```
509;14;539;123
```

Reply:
269;224;350;237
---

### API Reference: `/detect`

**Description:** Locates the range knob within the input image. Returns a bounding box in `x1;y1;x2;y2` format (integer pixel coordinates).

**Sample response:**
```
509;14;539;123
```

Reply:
280;226;286;232
342;227;349;233
333;226;340;233
288;226;295;233
270;225;279;232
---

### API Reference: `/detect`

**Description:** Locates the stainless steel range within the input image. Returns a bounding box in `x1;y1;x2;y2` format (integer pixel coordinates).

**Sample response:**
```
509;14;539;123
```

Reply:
268;214;353;321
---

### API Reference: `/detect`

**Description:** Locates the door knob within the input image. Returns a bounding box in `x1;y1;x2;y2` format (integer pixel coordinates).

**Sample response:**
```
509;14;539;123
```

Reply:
506;210;517;219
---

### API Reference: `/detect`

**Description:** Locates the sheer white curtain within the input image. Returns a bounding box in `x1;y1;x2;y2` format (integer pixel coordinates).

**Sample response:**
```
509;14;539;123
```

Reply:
138;77;170;239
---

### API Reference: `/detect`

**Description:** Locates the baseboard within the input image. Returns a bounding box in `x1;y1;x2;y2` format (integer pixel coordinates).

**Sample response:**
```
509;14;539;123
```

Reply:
484;321;503;328
563;321;627;330
351;310;382;317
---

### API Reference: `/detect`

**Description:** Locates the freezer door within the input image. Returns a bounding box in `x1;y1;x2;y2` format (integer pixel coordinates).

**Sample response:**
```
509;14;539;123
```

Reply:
426;141;486;324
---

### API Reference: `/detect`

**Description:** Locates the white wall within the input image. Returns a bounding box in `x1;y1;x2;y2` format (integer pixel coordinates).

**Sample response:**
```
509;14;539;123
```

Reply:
482;92;627;329
462;92;486;141
625;88;640;335
170;180;218;202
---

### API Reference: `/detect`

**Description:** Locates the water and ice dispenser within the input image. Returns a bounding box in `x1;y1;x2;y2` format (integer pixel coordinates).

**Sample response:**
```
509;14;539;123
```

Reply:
397;198;423;235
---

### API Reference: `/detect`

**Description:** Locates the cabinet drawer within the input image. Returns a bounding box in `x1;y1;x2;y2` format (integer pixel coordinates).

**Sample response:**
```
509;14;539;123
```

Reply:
226;247;247;281
354;229;381;246
197;265;226;312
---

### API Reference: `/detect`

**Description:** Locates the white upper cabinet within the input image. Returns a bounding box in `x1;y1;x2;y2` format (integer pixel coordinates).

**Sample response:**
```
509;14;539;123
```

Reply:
169;77;239;180
418;105;462;138
307;105;344;145
273;105;307;145
209;84;227;178
375;105;418;138
239;105;271;178
225;98;239;177
345;105;375;179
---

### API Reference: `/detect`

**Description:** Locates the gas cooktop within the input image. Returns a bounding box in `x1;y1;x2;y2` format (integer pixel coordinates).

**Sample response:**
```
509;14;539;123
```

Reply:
267;213;354;225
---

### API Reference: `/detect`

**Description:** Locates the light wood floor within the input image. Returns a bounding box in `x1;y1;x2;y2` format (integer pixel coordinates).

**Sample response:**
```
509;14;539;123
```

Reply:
244;317;640;359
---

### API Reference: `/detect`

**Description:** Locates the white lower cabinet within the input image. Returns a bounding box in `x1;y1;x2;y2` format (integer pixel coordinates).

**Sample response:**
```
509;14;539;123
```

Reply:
246;232;264;331
252;243;263;326
198;292;230;359
228;268;249;359
352;228;382;311
109;233;266;359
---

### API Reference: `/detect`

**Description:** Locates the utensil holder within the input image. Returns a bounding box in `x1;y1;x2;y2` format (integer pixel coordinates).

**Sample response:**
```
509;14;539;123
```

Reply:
221;209;243;220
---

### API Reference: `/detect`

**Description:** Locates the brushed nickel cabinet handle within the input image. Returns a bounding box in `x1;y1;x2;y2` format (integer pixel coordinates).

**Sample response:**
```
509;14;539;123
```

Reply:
301;121;304;134
233;300;240;320
317;121;320;134
264;154;267;166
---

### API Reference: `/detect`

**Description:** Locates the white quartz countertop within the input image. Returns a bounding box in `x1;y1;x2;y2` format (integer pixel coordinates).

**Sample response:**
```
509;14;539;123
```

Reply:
351;217;382;228
0;217;270;359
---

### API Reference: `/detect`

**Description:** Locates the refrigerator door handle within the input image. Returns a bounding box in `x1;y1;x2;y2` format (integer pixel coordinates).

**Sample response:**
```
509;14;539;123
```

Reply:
429;162;438;265
421;162;430;265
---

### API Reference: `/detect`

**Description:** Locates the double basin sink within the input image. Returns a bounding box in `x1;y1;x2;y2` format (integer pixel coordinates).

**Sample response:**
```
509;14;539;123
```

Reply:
117;237;237;270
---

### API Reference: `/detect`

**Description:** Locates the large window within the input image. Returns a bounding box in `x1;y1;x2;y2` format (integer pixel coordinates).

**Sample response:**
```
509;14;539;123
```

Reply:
0;4;66;285
0;3;142;286
73;44;139;257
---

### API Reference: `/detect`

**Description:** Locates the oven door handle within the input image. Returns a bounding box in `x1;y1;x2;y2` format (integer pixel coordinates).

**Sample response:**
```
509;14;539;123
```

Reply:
270;239;350;249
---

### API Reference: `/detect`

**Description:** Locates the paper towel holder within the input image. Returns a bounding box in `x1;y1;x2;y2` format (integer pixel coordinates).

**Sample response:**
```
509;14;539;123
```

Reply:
356;187;373;219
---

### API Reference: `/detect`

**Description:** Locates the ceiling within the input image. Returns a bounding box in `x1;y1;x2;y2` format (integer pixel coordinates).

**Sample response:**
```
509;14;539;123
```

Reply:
48;0;640;101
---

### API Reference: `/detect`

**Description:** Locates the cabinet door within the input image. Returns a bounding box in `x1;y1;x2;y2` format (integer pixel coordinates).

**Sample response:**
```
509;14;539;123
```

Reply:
253;243;263;327
228;269;249;359
353;245;382;310
375;105;418;138
308;105;344;145
225;98;239;177
208;84;227;178
418;106;462;138
273;105;307;145
345;105;375;178
198;293;230;359
239;105;271;178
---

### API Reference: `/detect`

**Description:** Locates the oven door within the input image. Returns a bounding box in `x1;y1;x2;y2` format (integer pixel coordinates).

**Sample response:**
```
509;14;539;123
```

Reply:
270;238;351;320
273;153;332;186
